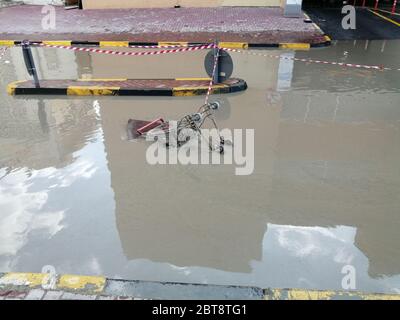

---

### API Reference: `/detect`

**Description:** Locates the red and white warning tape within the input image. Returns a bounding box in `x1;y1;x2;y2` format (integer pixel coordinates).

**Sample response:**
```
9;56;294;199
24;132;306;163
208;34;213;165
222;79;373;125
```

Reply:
18;41;400;72
128;44;205;49
39;43;215;56
221;47;399;72
205;48;220;105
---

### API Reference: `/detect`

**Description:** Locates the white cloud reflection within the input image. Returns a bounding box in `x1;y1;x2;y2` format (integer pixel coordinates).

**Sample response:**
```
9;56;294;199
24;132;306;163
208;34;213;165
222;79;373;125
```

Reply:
0;155;98;265
0;169;64;258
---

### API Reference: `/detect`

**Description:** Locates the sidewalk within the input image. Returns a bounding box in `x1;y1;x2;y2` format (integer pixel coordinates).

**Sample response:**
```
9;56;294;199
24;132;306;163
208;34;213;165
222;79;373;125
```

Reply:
1;273;399;300
0;5;327;45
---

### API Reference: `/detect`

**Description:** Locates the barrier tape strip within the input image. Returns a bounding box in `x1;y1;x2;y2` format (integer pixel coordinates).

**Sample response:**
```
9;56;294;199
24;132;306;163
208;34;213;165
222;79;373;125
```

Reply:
38;43;215;56
205;48;220;105
128;44;203;49
12;41;399;72
221;47;399;72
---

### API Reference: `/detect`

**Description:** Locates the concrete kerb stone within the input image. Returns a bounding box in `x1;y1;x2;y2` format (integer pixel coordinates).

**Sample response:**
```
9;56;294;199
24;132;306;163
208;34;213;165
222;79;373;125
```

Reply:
1;273;400;300
0;39;331;49
103;279;264;300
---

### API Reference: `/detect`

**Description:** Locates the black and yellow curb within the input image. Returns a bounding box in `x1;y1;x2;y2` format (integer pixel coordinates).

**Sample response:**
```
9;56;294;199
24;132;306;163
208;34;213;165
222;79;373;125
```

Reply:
1;273;400;300
264;288;400;300
302;12;332;48
7;78;247;96
0;272;106;295
0;39;331;50
308;35;331;48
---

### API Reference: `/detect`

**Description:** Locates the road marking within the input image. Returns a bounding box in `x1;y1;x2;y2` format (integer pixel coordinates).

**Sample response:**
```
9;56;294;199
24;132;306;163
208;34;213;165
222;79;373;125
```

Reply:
368;9;400;27
375;8;400;17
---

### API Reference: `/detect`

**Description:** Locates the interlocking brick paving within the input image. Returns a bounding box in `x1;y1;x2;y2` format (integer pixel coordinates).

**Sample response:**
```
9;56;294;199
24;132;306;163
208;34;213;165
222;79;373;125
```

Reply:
0;5;325;44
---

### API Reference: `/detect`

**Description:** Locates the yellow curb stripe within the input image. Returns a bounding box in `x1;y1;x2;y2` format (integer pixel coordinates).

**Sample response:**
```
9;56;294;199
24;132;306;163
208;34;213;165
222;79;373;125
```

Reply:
264;289;400;300
368;9;400;27
324;35;332;42
57;275;106;293
99;41;129;47
219;42;248;49
158;41;188;47
0;40;15;47
173;84;226;96
43;40;72;46
7;80;26;95
77;78;127;82
279;43;310;50
0;273;49;288
67;86;120;96
175;78;212;81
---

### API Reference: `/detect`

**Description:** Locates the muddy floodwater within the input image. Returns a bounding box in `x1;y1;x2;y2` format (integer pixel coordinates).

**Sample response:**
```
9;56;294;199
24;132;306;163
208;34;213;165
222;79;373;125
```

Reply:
0;40;399;294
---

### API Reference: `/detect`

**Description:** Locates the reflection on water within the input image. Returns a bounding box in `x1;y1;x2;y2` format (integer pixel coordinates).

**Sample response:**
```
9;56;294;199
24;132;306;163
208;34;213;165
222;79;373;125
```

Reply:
0;40;399;294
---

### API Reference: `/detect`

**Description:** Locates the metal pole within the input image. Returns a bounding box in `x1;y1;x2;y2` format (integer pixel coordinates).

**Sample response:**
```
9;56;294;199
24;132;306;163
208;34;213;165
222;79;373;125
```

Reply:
374;0;379;10
22;40;40;88
213;40;220;85
32;64;40;89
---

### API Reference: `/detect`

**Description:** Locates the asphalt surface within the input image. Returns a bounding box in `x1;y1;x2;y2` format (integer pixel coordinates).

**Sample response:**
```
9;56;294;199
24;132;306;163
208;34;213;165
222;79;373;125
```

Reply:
306;8;400;40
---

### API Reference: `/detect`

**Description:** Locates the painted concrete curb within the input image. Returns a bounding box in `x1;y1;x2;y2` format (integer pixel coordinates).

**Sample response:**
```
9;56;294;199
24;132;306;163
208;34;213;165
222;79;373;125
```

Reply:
264;288;400;300
1;273;399;300
0;273;105;295
7;78;247;96
0;39;331;50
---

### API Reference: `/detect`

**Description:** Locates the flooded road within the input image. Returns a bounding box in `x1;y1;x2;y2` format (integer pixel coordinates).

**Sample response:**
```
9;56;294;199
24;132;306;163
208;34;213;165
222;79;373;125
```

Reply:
0;40;399;294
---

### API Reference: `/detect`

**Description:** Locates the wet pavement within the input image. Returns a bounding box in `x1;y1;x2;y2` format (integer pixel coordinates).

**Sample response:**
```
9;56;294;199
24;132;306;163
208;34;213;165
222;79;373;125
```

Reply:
0;5;325;44
306;8;400;40
0;40;400;295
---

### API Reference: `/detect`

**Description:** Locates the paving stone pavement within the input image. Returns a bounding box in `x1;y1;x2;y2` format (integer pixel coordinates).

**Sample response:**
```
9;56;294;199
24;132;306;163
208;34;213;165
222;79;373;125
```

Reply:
0;5;325;44
0;288;139;300
0;0;22;9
